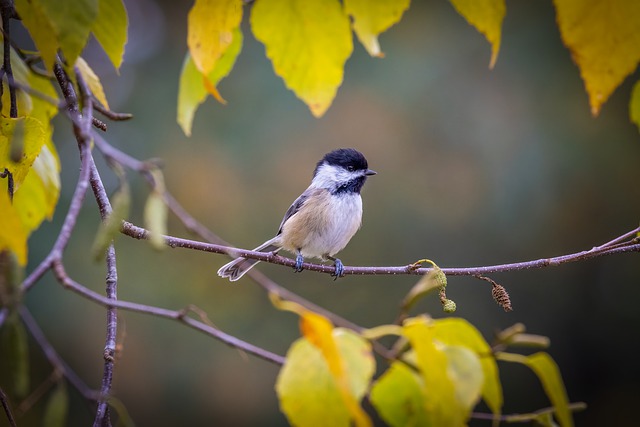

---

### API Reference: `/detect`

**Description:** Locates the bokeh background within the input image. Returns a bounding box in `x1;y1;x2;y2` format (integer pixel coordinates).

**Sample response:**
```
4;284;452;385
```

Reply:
3;0;640;425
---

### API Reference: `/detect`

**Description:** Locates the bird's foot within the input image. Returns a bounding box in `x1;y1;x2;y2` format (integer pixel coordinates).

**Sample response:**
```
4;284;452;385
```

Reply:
331;258;344;280
294;253;304;273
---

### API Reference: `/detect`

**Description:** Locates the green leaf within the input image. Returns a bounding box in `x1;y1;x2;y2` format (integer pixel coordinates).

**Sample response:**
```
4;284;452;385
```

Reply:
0;315;30;398
370;361;430;427
177;27;243;136
630;80;640;132
344;0;411;57
144;171;168;250
497;352;573;427
251;0;353;117
43;382;69;427
39;0;99;66
14;0;59;71
276;328;374;427
448;0;505;68
92;0;128;70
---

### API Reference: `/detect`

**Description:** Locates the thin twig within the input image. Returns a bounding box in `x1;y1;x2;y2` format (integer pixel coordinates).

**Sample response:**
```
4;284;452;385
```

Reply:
0;386;17;427
92;98;133;121
19;306;98;401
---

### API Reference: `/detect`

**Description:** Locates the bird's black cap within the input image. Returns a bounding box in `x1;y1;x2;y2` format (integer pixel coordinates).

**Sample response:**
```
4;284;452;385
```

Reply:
314;148;370;176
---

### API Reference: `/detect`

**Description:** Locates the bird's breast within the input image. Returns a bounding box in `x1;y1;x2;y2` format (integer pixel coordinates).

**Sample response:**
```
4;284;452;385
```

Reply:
279;191;363;258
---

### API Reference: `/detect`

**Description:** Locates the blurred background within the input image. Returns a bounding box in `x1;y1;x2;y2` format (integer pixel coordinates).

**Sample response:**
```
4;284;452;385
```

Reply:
3;0;640;425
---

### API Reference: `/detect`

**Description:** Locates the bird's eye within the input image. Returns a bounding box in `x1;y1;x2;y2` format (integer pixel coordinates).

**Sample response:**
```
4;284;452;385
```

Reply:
347;165;355;172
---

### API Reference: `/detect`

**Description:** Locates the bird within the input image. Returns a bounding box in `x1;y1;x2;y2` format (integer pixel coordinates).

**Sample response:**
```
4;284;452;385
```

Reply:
217;148;376;281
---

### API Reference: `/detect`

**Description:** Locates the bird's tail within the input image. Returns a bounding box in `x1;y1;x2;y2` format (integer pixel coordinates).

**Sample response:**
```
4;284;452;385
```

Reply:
217;237;280;282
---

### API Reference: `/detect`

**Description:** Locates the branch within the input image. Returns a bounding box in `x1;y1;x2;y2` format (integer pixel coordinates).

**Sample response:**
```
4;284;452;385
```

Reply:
0;0;18;118
49;260;286;365
0;386;17;427
19;307;97;401
119;221;640;278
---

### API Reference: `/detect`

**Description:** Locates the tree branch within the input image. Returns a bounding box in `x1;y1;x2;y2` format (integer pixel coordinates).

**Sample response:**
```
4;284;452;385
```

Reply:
49;260;286;365
119;220;640;278
19;307;97;401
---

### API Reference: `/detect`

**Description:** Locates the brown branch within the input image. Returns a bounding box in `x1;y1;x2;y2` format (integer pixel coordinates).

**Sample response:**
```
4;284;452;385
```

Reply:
0;386;17;427
50;260;286;365
119;220;640;279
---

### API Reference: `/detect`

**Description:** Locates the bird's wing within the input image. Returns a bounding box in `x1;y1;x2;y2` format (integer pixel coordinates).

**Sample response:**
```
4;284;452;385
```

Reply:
276;188;319;235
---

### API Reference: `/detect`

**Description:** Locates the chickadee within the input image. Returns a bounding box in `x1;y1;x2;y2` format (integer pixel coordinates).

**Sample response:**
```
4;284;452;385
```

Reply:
218;148;376;281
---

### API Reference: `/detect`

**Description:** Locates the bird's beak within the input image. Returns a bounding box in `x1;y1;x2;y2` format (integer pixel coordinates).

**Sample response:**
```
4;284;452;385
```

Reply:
365;169;377;176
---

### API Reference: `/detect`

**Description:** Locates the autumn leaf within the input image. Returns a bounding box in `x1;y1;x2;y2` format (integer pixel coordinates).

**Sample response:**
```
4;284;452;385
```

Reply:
178;28;243;136
402;316;485;426
344;0;411;57
497;352;573;427
251;0;353;117
554;0;640;115
188;0;243;75
448;0;506;69
76;57;110;109
271;294;373;427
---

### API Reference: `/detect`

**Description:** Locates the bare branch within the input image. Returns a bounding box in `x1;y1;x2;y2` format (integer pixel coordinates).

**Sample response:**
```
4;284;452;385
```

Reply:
119;220;640;279
0;386;17;427
19;307;98;401
50;260;286;365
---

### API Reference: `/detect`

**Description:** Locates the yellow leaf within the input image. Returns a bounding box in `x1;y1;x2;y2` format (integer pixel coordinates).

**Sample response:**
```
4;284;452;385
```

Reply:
76;57;110;109
370;360;429;427
13;143;61;232
92;0;128;70
177;28;243;136
403;316;487;426
442;345;484;409
251;0;353;117
188;0;243;75
14;0;59;71
432;317;503;418
554;0;640;116
497;352;573;427
629;80;640;132
448;0;505;68
0;117;47;188
276;329;374;427
344;0;411;57
0;191;27;265
270;294;372;426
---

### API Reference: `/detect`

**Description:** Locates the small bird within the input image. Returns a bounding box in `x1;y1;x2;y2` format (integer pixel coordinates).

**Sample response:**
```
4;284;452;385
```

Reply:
218;148;376;281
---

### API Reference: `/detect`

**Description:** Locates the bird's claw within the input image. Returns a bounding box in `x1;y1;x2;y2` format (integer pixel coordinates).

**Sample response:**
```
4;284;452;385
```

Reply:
294;253;304;273
331;258;344;280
